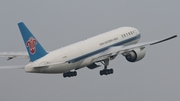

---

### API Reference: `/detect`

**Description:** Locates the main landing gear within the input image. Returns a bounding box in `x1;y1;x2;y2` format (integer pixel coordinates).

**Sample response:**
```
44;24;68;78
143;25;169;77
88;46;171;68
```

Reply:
100;59;114;76
63;71;77;78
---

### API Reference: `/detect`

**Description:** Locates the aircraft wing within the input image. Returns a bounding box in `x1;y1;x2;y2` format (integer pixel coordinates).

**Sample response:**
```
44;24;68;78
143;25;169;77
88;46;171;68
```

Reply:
92;35;177;63
0;52;29;60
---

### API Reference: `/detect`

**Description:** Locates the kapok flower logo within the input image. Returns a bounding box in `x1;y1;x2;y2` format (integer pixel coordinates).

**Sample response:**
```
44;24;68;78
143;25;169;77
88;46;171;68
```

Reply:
26;37;37;54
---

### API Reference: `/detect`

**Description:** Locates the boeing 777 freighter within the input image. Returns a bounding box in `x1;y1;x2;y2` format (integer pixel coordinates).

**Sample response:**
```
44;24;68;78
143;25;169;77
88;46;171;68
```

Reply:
0;22;177;77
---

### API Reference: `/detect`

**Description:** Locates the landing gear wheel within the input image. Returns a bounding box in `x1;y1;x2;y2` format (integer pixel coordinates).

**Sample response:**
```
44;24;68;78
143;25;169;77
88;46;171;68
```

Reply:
63;73;66;78
100;70;103;76
105;70;108;75
63;71;77;78
99;69;114;76
74;71;77;76
110;69;114;74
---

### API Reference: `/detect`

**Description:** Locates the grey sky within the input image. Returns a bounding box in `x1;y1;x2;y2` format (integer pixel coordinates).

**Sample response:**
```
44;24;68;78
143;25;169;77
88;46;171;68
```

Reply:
0;0;179;101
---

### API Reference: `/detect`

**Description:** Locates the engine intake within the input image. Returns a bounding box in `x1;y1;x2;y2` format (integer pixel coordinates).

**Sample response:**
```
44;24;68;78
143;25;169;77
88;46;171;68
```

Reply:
125;48;146;62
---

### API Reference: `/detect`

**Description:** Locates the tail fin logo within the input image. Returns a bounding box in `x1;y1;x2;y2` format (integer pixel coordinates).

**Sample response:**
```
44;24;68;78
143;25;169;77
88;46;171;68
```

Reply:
26;37;37;54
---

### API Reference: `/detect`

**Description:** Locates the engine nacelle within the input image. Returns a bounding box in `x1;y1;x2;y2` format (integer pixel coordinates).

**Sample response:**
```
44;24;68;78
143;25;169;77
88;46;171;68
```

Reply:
125;48;146;62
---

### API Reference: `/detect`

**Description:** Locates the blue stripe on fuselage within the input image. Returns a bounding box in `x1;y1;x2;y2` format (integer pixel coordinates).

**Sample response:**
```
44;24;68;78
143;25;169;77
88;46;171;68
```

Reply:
67;34;141;63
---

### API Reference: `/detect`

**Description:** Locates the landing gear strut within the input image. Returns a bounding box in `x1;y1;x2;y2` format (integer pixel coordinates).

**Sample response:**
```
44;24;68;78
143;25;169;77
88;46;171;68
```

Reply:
99;59;114;76
63;71;77;78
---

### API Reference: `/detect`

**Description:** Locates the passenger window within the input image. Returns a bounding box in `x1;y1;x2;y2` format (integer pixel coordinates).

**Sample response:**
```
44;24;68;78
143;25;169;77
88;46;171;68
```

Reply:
128;32;131;35
121;35;124;38
131;31;133;34
126;33;128;36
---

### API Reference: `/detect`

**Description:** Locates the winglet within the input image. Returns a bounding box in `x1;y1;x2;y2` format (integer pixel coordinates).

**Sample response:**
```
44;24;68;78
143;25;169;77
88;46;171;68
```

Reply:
150;35;177;45
18;22;48;62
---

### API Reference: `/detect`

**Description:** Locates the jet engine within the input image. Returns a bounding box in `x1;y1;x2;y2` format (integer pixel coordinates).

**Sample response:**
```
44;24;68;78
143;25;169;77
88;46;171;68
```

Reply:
125;48;146;62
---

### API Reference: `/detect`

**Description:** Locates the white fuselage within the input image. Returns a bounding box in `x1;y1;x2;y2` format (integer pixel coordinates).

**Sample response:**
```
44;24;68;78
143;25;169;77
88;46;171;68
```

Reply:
24;27;140;73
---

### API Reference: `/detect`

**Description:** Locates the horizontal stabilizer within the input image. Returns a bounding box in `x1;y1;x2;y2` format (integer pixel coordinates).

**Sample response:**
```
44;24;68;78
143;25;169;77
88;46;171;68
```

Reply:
0;65;24;69
0;52;29;60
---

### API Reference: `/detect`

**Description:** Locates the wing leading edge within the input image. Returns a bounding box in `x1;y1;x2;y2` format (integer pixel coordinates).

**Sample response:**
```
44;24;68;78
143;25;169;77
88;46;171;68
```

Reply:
91;35;177;63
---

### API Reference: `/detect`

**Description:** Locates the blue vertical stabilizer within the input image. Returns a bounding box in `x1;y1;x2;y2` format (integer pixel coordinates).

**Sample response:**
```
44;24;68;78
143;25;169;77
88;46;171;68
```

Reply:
18;22;48;62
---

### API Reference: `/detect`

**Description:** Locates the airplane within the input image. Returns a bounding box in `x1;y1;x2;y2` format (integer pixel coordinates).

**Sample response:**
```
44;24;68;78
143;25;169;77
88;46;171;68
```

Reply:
0;22;177;78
